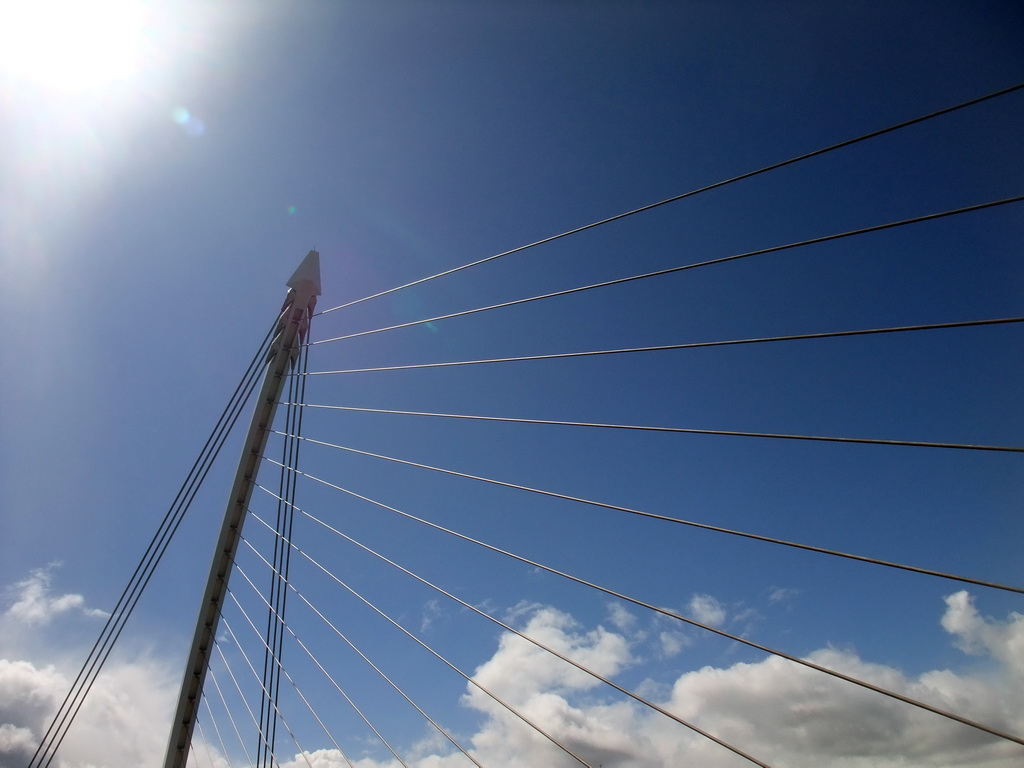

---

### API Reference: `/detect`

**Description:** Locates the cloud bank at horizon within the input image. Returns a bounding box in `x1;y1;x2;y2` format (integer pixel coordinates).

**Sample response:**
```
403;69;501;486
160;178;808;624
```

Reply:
2;565;1022;768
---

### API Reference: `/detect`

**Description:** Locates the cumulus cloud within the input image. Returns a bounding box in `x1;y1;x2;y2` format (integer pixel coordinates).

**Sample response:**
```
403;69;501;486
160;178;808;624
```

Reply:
3;565;108;626
687;594;726;627
278;748;464;768
655;630;688;658
0;655;177;768
0;567;176;768
667;645;1024;768
0;659;63;766
277;594;1024;768
185;740;232;768
606;603;690;659
941;590;1024;675
469;605;633;709
7;577;1024;768
606;603;636;633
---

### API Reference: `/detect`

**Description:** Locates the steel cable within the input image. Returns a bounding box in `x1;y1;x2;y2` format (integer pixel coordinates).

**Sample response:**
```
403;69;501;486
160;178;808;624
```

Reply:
231;559;400;768
226;585;362;768
250;496;775;767
259;341;306;768
313;195;1024;347
28;311;285;768
247;500;595;768
212;642;277;768
315;81;1024;316
205;663;258;768
238;533;484;768
198;696;236;768
263;466;1024;750
285;404;1024;454
220;616;315;768
307;316;1024;376
193;716;226;768
269;436;1023;595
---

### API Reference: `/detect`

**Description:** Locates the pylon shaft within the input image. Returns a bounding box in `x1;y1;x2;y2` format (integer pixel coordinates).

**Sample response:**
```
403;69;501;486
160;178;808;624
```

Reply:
163;251;320;768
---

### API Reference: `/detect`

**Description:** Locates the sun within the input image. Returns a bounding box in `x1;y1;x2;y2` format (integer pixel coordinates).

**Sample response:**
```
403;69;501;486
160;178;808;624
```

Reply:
0;0;150;91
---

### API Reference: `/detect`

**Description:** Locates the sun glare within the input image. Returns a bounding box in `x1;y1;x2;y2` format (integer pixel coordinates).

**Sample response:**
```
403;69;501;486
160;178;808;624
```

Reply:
0;0;149;91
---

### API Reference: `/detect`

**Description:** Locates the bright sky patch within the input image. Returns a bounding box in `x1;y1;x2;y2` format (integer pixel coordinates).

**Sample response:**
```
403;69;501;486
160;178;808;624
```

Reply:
0;0;150;91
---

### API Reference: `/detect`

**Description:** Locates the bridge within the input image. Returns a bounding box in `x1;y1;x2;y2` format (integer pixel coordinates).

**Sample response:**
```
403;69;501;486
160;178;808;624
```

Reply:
23;82;1024;768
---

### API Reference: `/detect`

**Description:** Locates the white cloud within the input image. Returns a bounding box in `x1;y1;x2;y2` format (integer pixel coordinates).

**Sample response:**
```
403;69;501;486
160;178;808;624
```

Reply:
687;594;726;627
421;599;442;633
7;574;1024;768
0;722;36;765
664;638;1024;767
768;587;799;603
186;738;232;768
468;605;633;709
0;567;175;768
656;630;687;659
0;656;176;768
0;659;63;766
606;603;636;633
941;590;1024;675
278;748;444;768
278;593;1024;768
3;565;108;627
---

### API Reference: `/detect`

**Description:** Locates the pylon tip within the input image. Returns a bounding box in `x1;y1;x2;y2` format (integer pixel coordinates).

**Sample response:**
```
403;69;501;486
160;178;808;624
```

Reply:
287;249;321;295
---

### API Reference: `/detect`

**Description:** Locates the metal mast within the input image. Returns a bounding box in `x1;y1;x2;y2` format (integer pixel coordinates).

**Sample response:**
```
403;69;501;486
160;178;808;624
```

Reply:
163;250;321;768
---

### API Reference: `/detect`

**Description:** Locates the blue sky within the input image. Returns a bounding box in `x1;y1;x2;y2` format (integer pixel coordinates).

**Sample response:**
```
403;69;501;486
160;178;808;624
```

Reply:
1;2;1023;767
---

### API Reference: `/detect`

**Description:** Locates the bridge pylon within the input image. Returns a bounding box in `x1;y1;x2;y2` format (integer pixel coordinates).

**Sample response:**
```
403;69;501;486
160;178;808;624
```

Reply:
163;251;321;768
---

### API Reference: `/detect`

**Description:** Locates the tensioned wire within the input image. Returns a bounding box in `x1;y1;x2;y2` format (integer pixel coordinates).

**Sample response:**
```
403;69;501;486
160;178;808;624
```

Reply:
269;435;1023;595
306;316;1024;376
246;501;765;768
225;584;361;768
261;462;1024;750
206;664;255;768
211;638;284;768
193;715;227;768
312;194;1024;347
192;715;220;768
141;82;1023;764
231;555;408;768
258;337;310;768
314;81;1024;316
286;403;1024;454
198;696;236;768
219;614;316;768
211;643;276;768
224;79;1024;768
236;539;415;768
237;534;482;768
244;504;595;768
28;308;287;768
